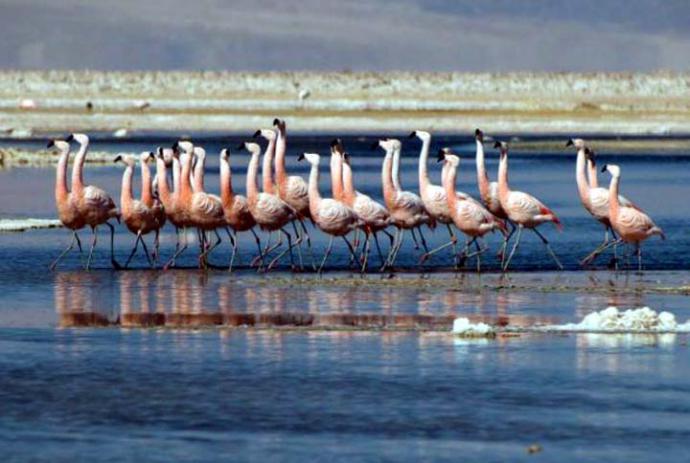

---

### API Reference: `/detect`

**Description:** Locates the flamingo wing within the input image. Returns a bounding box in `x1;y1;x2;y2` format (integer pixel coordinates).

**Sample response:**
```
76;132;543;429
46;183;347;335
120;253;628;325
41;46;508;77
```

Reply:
395;191;425;213
257;193;294;219
318;198;357;224
193;193;224;218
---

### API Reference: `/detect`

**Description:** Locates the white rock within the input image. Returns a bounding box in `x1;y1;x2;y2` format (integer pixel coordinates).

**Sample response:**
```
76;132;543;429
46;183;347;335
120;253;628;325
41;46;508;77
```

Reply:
451;317;495;337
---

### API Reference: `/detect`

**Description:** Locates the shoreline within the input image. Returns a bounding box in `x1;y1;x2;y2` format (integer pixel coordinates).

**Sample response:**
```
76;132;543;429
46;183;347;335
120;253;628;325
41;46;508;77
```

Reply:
2;71;690;135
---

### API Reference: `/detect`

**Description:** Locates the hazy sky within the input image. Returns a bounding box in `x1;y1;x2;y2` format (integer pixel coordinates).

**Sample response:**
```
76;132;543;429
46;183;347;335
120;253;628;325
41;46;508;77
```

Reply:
4;0;690;71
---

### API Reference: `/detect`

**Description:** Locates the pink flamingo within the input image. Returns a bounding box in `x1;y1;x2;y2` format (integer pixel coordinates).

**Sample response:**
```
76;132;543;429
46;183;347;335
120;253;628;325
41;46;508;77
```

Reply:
155;147;188;267
115;152;165;268
378;138;433;269
273;118;313;268
48;138;86;270
567;138;633;266
67;133;120;270
297;152;361;273
437;148;506;271
600;164;664;270
332;139;392;271
189;146;226;267
495;141;563;271
475;129;513;261
219;147;263;270
240;141;298;270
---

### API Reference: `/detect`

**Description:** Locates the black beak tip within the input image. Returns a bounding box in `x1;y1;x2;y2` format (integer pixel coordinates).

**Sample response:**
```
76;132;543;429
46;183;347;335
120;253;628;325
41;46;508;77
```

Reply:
272;118;280;126
114;155;122;163
65;134;74;142
330;138;340;148
252;130;261;138
566;139;574;147
172;141;179;151
408;131;416;139
46;140;55;148
236;142;246;151
370;141;380;150
297;153;305;161
493;141;501;148
600;164;607;173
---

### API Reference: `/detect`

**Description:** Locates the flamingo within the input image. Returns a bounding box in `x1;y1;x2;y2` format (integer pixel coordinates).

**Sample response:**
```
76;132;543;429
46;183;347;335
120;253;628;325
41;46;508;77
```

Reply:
600;164;665;271
240;141;298;270
155;147;188;267
377;138;433;269
475;129;513;262
566;138;633;266
332;139;392;271
411;130;477;265
138;151;166;262
67;133;120;270
297;152;361;273
495;141;563;271
219;147;263;270
273;118;313;268
48;138;86;270
437;148;506;271
115;152;165;268
189;146;226;267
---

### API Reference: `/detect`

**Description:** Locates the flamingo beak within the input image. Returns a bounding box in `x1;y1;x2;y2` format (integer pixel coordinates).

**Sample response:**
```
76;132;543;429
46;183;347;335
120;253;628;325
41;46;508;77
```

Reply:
65;134;74;142
566;139;574;147
46;140;55;148
493;141;501;149
252;130;261;138
475;128;483;140
236;142;246;151
436;149;445;163
297;153;305;162
408;131;416;139
148;152;155;161
272;118;280;126
600;164;607;173
114;155;122;163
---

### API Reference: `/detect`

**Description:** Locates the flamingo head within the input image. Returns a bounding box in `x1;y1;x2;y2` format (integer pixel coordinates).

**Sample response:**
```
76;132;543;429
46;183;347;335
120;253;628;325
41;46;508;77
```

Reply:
273;118;286;133
254;128;276;141
601;163;620;177
157;147;174;165
584;147;597;165
67;133;89;145
330;138;345;154
566;138;585;149
175;140;194;154
139;151;155;163
114;153;136;167
410;130;430;142
376;138;400;155
342;152;352;165
298;152;320;165
47;139;69;152
219;148;229;161
475;129;484;142
437;148;459;167
493;141;508;158
193;146;206;161
239;141;261;157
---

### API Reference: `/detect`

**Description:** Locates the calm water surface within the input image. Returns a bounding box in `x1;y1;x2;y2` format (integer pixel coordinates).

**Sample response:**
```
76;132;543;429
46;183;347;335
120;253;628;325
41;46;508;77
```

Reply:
1;134;690;462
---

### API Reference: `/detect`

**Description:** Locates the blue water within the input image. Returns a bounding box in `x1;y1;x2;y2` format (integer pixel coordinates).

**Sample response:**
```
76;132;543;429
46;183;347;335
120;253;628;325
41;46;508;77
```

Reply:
1;134;690;461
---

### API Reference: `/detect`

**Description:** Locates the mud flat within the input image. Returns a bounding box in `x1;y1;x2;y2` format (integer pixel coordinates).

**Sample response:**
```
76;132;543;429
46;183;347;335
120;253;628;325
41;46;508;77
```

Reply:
2;71;690;135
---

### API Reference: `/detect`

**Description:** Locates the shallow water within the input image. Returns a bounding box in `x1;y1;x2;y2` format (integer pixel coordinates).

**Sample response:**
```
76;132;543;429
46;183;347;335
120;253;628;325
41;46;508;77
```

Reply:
1;134;690;461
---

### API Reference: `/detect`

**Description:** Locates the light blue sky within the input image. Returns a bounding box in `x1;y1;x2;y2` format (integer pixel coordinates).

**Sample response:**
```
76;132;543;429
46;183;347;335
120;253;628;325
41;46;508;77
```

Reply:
4;0;689;71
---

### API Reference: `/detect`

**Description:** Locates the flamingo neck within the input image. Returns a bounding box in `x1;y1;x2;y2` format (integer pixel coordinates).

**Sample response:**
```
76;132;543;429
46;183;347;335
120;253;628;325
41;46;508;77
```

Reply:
141;160;154;207
587;159;599;188
193;155;205;192
308;163;322;217
443;163;458;210
172;157;180;192
220;157;234;209
55;148;70;202
418;137;431;192
497;151;511;202
262;137;276;194
330;152;344;201
120;165;134;210
275;128;287;190
71;142;88;193
382;153;395;208
155;158;172;207
392;146;402;191
342;161;356;205
180;153;193;198
609;174;620;219
475;139;490;200
246;152;260;203
576;148;591;207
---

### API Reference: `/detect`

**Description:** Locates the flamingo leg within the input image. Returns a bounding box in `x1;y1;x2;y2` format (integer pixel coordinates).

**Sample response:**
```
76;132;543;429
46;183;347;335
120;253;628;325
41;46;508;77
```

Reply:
262;231;285;260
381;228;400;271
107;222;121;270
50;231;79;271
267;228;295;271
225;228;239;272
410;227;420;250
360;233;371;273
291;220;305;270
318;236;335;274
249;228;265;271
250;231;273;267
139;234;154;268
636;243;642;272
124;232;142;269
581;226;616;267
499;221;516;269
532;228;563;270
502;226;523;272
199;229;222;269
298;219;317;271
419;224;458;265
342;235;359;267
164;227;188;270
152;229;161;266
372;232;386;268
85;226;98;271
388;229;406;268
416;227;430;253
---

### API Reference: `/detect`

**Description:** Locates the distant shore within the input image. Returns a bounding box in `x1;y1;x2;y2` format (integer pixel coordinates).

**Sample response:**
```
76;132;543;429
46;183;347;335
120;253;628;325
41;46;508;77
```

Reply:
1;71;690;135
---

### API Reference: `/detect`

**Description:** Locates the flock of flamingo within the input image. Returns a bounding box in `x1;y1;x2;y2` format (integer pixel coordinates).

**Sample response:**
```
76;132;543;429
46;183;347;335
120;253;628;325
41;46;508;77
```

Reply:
47;119;665;273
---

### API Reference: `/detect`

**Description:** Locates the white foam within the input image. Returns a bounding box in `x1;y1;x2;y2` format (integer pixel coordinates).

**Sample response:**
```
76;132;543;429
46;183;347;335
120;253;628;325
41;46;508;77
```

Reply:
451;317;495;337
0;218;62;232
545;307;690;333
